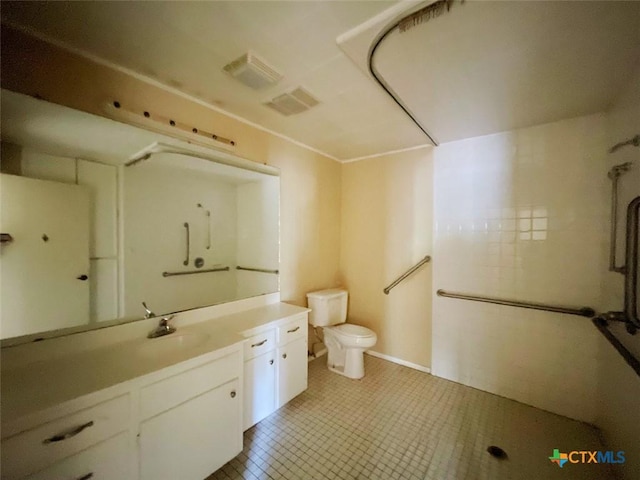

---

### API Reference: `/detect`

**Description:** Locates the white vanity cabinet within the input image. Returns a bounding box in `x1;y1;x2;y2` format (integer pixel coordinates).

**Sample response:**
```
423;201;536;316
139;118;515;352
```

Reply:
138;350;243;480
1;345;243;480
1;301;310;480
243;330;277;431
1;394;132;480
276;315;308;408
243;313;308;431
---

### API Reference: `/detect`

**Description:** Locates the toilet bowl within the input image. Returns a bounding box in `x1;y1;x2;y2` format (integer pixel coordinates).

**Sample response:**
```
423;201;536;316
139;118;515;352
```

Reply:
306;289;377;379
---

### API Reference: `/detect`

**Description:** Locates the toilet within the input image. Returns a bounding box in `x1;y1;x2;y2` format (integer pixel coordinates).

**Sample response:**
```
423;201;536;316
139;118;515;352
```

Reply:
306;288;377;379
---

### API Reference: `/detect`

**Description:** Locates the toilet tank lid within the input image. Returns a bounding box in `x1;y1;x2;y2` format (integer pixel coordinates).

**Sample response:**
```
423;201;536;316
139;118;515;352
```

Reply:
306;288;347;299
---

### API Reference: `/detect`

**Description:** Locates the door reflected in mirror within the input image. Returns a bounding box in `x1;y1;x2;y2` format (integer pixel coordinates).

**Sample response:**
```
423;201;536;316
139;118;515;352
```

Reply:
0;90;280;343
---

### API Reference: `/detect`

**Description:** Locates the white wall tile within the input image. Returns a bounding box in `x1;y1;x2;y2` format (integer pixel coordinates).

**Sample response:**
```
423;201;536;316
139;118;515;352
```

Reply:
432;113;608;423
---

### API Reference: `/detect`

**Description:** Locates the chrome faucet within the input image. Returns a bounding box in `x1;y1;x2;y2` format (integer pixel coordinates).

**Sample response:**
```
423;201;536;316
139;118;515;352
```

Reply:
142;301;155;319
148;315;176;339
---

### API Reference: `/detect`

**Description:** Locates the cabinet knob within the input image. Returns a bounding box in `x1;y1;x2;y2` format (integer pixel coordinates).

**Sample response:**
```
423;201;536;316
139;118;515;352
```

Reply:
269;359;274;365
282;353;287;359
230;390;236;398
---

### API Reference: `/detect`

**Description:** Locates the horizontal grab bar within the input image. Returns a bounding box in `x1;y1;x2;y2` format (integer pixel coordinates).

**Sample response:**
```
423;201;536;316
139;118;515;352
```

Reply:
163;266;230;277
593;317;640;378
384;255;431;295
436;289;596;318
236;266;279;274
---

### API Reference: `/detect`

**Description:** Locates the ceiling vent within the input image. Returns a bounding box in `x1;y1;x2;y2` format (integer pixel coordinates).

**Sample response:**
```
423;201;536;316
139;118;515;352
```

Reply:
223;52;283;90
264;87;320;116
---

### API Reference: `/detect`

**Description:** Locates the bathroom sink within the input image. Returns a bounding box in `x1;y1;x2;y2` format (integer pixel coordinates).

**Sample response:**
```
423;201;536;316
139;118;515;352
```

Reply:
136;332;210;358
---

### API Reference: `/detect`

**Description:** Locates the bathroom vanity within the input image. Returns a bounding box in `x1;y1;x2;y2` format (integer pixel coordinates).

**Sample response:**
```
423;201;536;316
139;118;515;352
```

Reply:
0;90;308;480
1;299;309;480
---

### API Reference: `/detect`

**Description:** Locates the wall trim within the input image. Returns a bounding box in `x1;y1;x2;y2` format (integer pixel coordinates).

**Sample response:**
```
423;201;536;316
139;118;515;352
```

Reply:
365;350;431;374
4;22;341;164
342;143;432;164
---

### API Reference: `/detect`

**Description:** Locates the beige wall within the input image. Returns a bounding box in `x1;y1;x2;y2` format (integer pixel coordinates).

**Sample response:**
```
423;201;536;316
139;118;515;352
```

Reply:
0;26;341;310
340;149;434;368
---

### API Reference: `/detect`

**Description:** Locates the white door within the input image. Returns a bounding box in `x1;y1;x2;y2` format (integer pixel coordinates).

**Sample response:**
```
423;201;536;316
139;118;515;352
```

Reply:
244;351;276;431
0;174;90;338
277;338;308;408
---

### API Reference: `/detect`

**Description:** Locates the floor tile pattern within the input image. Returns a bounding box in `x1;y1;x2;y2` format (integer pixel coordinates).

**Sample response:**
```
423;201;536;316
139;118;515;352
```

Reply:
209;355;613;480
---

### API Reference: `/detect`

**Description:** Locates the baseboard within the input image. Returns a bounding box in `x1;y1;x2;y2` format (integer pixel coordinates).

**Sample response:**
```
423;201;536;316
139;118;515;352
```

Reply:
365;350;431;374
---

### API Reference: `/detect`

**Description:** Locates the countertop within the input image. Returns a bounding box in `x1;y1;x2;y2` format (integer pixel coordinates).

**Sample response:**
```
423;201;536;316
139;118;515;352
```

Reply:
1;302;309;426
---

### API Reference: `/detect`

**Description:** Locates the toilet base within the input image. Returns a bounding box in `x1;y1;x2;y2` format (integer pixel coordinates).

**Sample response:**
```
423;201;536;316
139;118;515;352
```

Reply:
327;348;366;379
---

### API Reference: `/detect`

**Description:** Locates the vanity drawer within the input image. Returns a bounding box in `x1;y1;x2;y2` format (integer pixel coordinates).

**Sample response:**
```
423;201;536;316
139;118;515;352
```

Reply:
243;330;275;361
1;394;129;480
140;350;241;420
24;432;130;480
276;315;307;347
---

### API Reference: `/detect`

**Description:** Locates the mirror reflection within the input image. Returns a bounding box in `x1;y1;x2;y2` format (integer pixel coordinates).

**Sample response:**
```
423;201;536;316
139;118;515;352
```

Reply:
0;90;280;342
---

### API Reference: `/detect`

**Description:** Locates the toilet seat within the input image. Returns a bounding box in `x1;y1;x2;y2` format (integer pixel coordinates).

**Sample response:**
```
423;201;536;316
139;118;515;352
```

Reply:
330;323;375;338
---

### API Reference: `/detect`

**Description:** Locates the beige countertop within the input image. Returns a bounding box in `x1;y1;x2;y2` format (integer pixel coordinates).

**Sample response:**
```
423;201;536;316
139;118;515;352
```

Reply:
1;302;309;426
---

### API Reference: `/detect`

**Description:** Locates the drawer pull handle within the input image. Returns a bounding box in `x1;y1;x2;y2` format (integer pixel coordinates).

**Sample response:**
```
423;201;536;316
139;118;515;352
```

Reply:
77;474;94;480
287;326;300;333
269;359;274;365
251;339;268;348
282;353;287;359
230;390;237;398
43;421;94;444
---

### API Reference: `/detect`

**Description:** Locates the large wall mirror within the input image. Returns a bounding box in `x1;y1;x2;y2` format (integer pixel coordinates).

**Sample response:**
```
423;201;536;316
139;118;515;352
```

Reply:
0;90;280;344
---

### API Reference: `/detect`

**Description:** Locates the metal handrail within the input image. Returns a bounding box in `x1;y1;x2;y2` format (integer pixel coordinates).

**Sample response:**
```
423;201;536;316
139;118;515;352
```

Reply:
163;266;229;277
383;255;431;294
623;196;640;329
436;289;595;318
593;317;640;378
236;266;279;274
608;162;632;273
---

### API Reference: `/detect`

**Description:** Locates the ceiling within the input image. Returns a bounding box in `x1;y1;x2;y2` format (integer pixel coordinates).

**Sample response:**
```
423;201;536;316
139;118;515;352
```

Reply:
2;1;639;161
344;0;640;145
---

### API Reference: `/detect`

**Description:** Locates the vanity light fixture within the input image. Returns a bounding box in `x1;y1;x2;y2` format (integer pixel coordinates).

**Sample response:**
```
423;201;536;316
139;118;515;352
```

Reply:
105;100;236;151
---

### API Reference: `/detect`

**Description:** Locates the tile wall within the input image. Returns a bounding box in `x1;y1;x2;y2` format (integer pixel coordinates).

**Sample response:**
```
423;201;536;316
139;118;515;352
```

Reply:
432;114;609;423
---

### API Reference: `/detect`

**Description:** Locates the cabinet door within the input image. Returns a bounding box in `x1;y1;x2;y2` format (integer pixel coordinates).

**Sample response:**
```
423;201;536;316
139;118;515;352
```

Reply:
277;338;308;409
139;379;241;480
244;351;276;431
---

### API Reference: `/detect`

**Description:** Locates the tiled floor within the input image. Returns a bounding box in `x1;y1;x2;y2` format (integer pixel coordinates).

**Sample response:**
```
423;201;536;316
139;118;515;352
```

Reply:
209;355;614;480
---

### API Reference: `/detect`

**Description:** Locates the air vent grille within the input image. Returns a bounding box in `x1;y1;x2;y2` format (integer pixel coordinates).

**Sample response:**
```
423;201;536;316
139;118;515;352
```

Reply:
264;87;320;116
223;52;282;90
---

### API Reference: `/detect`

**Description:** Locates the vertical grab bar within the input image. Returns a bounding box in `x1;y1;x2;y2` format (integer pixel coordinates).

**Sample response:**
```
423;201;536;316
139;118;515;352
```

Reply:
183;222;190;266
624;196;640;329
608;162;632;273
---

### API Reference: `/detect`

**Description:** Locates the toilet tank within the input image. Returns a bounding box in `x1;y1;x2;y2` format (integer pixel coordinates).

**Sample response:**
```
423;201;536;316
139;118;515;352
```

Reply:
306;289;348;327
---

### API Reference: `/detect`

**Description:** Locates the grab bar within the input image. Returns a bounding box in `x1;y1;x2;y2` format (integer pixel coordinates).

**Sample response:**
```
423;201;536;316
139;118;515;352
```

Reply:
609;134;640;153
163;266;229;277
183;222;190;266
383;255;431;294
436;289;596;318
608;162;632;273
593;317;640;378
624;196;640;328
236;266;279;274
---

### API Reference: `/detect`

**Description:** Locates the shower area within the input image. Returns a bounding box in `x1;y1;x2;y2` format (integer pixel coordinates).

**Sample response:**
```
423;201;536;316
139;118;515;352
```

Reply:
339;2;640;478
